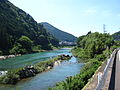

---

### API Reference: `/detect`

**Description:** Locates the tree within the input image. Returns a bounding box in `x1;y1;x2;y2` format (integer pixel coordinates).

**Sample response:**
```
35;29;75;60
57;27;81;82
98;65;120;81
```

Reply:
10;36;33;54
75;32;114;59
10;43;27;54
18;36;33;52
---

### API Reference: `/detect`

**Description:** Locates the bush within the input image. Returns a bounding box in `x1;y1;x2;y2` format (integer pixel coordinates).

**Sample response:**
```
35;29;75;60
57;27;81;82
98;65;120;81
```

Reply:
0;71;20;84
32;45;42;51
73;32;114;60
111;45;119;51
95;54;106;61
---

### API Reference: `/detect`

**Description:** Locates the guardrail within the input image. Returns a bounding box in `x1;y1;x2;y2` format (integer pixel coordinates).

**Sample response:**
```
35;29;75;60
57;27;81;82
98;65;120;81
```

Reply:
96;49;117;90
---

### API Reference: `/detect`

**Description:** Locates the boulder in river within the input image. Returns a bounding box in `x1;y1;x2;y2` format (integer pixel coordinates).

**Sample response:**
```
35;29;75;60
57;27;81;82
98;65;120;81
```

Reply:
0;71;8;76
0;56;6;60
58;54;72;60
18;65;38;79
47;66;52;69
54;60;61;66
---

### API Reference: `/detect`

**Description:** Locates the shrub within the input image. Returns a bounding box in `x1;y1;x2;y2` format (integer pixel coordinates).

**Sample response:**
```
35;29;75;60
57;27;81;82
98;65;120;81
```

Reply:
95;54;106;61
0;71;20;84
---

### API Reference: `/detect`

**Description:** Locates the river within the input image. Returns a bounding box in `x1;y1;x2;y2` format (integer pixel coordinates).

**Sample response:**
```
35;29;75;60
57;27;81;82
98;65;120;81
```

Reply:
0;48;84;90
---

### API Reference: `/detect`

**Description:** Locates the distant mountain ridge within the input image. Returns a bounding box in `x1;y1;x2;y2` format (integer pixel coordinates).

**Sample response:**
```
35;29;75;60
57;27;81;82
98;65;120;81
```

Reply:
41;22;77;42
112;31;120;40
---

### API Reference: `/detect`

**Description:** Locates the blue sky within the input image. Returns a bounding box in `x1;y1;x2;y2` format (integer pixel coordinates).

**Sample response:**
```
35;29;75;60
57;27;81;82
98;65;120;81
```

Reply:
9;0;120;37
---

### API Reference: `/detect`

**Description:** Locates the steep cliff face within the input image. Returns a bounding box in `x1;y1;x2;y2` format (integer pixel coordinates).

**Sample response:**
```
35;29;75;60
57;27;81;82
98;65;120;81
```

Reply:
0;0;59;54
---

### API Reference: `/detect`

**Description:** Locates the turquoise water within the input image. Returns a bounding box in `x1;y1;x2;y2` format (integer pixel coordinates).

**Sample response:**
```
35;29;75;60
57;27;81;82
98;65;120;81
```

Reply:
0;48;84;90
0;48;71;70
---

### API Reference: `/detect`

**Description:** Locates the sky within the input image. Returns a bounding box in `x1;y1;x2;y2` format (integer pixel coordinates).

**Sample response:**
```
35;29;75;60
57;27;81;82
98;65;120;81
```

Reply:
9;0;120;37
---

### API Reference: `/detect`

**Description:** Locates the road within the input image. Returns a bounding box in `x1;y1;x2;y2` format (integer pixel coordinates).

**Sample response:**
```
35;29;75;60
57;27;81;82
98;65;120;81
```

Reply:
115;50;120;90
77;49;120;90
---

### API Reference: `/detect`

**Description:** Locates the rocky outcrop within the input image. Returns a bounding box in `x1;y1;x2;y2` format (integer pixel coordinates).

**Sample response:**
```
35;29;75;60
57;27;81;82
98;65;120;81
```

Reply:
47;66;52;69
0;56;6;60
58;54;72;60
54;54;72;66
7;55;15;58
54;60;61;66
0;71;8;77
0;54;21;60
18;65;38;79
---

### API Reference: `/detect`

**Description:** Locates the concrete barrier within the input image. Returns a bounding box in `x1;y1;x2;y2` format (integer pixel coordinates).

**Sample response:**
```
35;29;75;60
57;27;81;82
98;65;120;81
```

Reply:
96;49;117;90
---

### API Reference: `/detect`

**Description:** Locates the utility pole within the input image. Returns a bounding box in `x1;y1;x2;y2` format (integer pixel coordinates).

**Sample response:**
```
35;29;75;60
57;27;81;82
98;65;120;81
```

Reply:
103;24;107;33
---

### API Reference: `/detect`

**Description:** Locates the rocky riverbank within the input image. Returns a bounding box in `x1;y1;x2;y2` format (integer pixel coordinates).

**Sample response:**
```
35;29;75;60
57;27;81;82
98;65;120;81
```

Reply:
0;54;21;60
0;54;72;84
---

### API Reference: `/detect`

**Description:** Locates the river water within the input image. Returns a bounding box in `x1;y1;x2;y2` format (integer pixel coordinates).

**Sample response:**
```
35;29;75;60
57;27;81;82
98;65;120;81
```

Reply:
0;48;84;90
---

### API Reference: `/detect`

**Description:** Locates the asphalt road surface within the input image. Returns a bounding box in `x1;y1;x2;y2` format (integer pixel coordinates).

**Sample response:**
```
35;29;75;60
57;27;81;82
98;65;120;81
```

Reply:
115;50;120;90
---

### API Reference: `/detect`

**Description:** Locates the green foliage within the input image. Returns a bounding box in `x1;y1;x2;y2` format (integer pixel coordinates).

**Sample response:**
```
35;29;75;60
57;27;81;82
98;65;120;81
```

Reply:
95;54;106;61
18;36;33;52
73;32;114;59
67;32;115;90
77;35;85;47
0;71;20;84
72;48;91;60
50;60;101;90
10;43;22;54
0;1;59;55
32;45;42;51
10;36;33;54
10;43;25;54
110;40;120;51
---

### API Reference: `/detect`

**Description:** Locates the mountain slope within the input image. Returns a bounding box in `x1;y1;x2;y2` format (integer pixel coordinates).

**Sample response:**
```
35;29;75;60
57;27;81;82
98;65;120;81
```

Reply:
0;0;59;55
112;31;120;40
41;22;77;42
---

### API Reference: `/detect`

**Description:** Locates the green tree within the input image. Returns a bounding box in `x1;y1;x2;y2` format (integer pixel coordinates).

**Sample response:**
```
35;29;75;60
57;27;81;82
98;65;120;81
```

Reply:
74;32;114;59
10;36;33;54
18;36;33;52
10;43;27;54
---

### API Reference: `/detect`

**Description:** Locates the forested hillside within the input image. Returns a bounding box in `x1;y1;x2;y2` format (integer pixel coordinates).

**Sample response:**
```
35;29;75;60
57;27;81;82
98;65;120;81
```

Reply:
0;0;59;55
112;31;120;40
41;22;77;42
